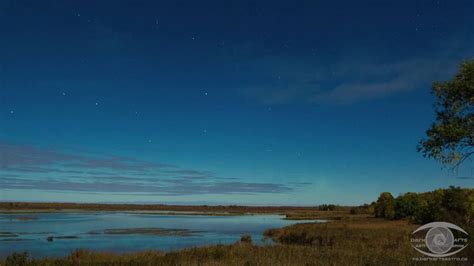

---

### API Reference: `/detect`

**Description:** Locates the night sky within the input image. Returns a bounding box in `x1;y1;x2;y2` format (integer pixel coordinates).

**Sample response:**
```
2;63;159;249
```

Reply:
1;0;473;205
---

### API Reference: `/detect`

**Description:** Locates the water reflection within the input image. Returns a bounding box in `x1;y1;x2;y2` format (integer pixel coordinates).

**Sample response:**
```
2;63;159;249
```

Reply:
0;212;322;258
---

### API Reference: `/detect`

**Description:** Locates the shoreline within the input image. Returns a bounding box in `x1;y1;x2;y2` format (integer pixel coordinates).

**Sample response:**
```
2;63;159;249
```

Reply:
0;202;356;221
0;209;337;221
0;202;352;218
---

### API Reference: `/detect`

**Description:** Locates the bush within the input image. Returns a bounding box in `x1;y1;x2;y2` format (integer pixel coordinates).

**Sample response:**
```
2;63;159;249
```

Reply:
240;234;252;243
5;252;29;266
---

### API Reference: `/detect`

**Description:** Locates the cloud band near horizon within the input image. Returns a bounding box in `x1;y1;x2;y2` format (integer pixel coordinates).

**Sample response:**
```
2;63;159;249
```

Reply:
0;141;299;196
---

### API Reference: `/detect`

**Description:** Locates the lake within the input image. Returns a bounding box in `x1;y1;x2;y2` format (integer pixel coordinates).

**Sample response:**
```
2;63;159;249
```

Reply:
0;212;322;258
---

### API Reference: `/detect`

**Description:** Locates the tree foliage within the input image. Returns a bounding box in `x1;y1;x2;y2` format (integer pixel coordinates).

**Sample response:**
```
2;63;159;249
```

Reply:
318;204;337;211
393;192;419;219
375;192;395;219
375;187;473;226
418;59;474;168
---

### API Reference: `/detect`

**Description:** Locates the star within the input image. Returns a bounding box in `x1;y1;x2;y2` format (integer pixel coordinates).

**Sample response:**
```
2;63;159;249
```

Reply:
148;139;152;143
9;110;14;114
62;92;66;96
204;92;208;96
95;102;99;106
191;36;195;40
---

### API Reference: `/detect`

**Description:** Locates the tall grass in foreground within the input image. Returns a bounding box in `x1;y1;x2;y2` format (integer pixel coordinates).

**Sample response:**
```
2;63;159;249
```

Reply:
3;218;472;265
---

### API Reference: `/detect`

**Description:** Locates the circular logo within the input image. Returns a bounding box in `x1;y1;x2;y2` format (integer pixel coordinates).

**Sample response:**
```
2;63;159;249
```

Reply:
425;226;454;255
412;221;469;258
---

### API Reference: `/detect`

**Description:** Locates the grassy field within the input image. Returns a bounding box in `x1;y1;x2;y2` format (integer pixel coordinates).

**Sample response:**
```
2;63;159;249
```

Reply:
3;215;471;265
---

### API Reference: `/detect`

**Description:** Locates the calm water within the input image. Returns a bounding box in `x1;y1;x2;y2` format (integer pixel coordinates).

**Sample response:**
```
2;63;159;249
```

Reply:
0;212;321;258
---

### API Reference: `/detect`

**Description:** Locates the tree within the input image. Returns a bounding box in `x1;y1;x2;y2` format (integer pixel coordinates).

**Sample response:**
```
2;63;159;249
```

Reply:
412;189;445;224
418;59;474;168
441;186;471;225
318;204;337;211
375;192;395;219
394;192;419;219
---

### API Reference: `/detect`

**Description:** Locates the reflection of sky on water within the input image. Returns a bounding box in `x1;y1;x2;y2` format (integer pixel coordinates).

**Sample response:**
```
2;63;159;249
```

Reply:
0;212;322;258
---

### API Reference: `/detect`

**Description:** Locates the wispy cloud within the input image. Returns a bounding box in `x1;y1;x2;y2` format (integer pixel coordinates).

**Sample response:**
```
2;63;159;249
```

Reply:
0;142;170;172
0;141;294;195
242;55;466;105
311;57;458;104
237;35;474;105
455;176;474;180
0;177;291;195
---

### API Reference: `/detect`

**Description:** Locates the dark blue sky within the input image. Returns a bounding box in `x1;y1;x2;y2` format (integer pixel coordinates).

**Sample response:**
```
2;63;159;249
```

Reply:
1;0;473;205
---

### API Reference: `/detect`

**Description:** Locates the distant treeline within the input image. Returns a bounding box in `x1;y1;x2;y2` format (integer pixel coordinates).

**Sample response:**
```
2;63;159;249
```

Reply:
2;187;472;226
352;186;473;226
316;204;338;211
0;202;319;214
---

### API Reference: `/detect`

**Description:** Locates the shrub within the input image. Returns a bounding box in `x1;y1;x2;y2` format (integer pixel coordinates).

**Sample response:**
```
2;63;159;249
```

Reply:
240;234;252;243
5;252;29;266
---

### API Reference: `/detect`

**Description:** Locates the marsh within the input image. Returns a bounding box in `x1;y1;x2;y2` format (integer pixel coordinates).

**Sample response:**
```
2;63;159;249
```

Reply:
0;212;321;258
